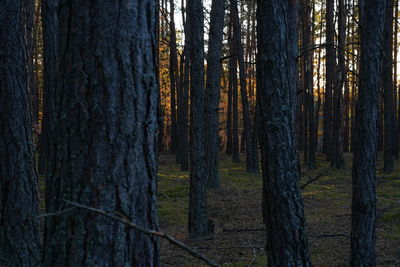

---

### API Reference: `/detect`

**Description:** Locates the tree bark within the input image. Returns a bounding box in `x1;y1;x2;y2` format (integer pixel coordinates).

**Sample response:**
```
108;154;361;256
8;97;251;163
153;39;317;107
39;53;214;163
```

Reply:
257;0;312;265
351;0;386;265
0;0;40;265
43;1;160;265
205;0;225;188
169;0;178;154
187;0;211;238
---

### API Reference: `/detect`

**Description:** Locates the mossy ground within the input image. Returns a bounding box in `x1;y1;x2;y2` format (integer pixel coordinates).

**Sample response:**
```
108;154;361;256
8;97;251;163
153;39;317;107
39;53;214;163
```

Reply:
158;152;400;266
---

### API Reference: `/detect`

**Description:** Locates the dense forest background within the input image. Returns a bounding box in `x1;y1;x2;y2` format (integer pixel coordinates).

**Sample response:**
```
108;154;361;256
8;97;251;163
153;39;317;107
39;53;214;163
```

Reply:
0;0;399;266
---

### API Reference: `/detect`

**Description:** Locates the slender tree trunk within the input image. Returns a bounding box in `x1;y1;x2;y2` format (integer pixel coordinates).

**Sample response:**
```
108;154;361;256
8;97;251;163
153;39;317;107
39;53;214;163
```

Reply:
229;21;240;163
323;0;334;159
226;64;233;155
180;0;190;171
169;0;178;154
394;0;400;158
187;0;212;238
351;0;386;265
257;0;312;265
331;0;346;169
231;0;258;172
383;0;395;173
205;0;225;188
0;1;40;265
43;1;160;265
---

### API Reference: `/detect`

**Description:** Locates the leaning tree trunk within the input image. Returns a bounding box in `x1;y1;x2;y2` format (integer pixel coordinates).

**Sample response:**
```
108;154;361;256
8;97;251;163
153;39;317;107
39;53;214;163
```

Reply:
257;0;312;265
43;1;160;265
205;0;225;188
187;0;211;238
351;0;386;265
0;0;40;265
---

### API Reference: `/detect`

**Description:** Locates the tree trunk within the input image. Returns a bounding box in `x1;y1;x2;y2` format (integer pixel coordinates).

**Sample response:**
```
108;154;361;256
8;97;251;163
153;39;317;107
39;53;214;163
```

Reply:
43;1;160;265
257;0;312;265
383;0;395;173
169;0;178;154
323;0;334;159
0;0;40;265
351;0;386;265
331;0;346;169
205;0;225;188
187;0;212;238
231;0;259;173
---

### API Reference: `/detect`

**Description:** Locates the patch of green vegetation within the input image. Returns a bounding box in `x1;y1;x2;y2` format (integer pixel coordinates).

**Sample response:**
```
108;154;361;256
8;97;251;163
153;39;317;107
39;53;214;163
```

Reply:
224;253;267;267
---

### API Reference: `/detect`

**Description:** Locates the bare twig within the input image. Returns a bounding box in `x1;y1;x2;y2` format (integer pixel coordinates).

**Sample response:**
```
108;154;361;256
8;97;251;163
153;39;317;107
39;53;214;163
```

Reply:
38;207;77;218
248;248;257;267
62;200;220;267
300;174;323;190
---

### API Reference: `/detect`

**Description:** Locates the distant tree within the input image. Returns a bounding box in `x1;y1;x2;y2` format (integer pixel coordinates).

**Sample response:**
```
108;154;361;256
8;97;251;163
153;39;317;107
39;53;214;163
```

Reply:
257;0;312;265
187;0;212;238
351;0;386;265
169;0;178;155
43;1;160;265
0;0;40;264
205;0;225;188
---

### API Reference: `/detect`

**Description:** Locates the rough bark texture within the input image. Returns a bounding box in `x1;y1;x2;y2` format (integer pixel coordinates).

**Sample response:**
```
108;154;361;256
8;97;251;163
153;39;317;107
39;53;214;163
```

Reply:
383;0;394;173
351;0;386;265
0;0;41;265
257;0;312;266
187;0;211;238
205;0;225;188
43;1;160;265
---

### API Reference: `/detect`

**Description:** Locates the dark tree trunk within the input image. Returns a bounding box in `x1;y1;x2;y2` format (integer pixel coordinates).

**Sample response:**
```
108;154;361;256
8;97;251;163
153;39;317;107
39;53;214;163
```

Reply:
39;0;59;175
187;0;211;238
0;0;40;265
257;0;312;265
43;1;160;265
351;0;386;265
180;0;189;171
383;0;395;173
331;0;346;169
394;0;399;159
301;0;316;169
323;0;334;158
229;21;240;163
231;0;259;173
225;65;233;155
205;0;225;188
169;0;178;154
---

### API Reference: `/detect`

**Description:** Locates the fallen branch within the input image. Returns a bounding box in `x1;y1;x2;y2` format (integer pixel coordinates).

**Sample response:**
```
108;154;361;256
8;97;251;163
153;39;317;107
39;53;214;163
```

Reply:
38;207;76;218
314;233;350;239
222;228;265;233
300;174;322;190
62;200;220;267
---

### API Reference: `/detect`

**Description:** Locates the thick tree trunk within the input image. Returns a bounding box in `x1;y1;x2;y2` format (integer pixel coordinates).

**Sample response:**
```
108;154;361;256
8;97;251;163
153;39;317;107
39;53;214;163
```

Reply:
351;0;386;265
0;0;40;265
187;0;211;238
383;0;395;173
43;1;160;265
257;0;312;265
205;0;225;188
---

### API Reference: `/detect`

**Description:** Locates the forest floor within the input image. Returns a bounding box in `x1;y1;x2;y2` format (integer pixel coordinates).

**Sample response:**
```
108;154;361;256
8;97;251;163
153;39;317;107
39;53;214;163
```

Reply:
158;152;400;266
